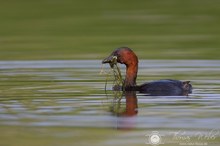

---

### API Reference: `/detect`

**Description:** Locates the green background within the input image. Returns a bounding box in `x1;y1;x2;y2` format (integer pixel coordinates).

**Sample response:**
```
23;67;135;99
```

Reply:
0;0;220;60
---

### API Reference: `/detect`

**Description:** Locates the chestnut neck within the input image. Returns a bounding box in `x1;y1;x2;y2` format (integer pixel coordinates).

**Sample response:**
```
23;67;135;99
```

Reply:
124;62;138;88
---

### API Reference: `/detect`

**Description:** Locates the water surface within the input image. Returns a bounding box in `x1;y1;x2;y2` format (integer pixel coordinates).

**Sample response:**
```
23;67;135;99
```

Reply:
0;60;220;146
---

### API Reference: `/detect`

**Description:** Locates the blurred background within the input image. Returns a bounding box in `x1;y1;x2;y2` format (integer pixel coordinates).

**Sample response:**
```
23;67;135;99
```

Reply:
0;0;220;60
1;1;220;146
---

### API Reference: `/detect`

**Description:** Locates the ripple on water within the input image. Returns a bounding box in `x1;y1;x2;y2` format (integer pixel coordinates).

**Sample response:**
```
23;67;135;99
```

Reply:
0;60;220;145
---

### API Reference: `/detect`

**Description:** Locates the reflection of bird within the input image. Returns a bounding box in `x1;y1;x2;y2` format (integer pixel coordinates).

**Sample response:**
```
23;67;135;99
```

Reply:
109;91;138;117
102;47;192;96
109;91;138;130
122;91;138;116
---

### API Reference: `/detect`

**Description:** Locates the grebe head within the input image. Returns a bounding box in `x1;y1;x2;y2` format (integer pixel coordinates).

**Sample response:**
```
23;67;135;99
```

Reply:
102;47;138;66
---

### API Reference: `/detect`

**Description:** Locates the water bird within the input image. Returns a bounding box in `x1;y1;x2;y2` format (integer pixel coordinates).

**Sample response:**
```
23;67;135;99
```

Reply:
102;47;192;96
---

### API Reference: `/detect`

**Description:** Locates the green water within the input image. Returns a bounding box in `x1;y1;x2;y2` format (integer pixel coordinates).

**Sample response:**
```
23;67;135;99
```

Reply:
0;60;220;146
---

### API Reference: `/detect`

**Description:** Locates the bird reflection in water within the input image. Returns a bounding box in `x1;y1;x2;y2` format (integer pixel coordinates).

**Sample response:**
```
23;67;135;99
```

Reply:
109;91;138;130
107;89;191;130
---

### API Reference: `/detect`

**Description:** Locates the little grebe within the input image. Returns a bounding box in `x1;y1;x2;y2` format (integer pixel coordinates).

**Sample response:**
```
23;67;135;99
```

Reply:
102;47;192;95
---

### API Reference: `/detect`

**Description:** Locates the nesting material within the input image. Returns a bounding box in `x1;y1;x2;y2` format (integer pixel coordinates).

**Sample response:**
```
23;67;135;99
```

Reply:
100;56;124;91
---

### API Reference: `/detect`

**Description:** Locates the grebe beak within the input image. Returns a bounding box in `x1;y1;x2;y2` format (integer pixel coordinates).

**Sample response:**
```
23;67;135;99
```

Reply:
102;55;115;64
